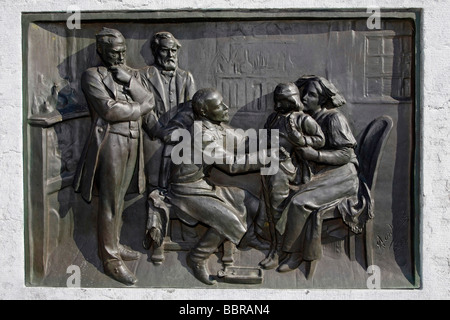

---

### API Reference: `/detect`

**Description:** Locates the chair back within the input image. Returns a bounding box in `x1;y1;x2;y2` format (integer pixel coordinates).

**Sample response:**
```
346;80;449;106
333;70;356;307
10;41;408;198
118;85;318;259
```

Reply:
355;116;393;191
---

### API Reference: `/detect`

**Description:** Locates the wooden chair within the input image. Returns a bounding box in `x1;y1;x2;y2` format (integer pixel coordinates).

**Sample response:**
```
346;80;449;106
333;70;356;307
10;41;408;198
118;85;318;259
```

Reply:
305;115;393;279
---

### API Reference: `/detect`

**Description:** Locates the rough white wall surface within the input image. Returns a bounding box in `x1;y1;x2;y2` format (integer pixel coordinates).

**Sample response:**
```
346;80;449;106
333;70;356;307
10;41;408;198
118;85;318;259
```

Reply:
0;0;449;300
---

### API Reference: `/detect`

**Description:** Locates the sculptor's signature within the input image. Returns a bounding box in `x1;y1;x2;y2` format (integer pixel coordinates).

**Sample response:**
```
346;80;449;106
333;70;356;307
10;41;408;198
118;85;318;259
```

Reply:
376;224;393;250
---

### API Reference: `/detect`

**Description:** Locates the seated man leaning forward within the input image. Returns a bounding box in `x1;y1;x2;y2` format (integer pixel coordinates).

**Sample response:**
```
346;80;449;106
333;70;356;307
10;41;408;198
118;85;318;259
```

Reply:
166;88;269;285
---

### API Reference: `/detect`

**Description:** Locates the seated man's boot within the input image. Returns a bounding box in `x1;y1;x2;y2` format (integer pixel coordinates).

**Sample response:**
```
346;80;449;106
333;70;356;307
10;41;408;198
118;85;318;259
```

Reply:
103;259;137;286
186;254;217;285
187;228;224;285
119;244;141;261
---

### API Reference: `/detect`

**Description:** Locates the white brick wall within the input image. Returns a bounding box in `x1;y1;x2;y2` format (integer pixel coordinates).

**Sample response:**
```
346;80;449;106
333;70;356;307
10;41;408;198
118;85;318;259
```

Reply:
1;0;449;299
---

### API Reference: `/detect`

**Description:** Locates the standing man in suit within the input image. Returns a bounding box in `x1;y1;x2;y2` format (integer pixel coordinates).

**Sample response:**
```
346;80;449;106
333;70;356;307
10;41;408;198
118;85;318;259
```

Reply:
73;28;155;286
140;32;197;264
140;31;196;190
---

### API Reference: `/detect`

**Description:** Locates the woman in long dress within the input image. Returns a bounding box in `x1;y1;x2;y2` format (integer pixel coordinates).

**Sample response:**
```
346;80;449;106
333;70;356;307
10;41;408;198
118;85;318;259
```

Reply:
276;76;372;272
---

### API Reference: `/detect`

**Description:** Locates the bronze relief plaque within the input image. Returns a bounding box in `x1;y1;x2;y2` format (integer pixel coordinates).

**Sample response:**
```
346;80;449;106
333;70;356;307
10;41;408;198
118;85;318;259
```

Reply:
23;9;421;288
